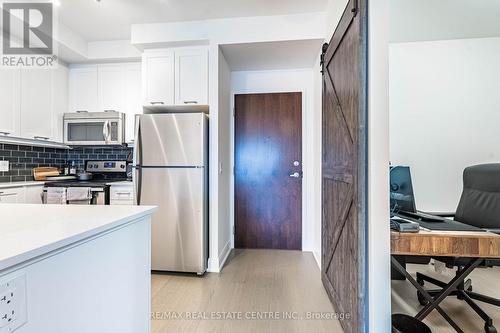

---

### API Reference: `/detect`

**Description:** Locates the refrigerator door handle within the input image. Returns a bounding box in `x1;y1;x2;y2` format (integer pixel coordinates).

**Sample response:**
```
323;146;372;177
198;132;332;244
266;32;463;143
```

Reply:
134;167;142;205
133;115;142;167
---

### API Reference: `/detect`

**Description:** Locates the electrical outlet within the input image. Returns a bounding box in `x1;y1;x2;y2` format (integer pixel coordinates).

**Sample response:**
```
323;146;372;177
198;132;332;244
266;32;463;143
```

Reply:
0;274;27;332
0;161;8;172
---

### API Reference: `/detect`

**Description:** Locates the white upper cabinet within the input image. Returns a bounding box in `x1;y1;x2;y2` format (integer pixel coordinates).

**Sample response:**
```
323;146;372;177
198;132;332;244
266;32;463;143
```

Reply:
20;69;54;141
68;62;142;143
69;65;98;113
142;51;175;106
98;64;125;112
175;48;208;105
124;63;142;143
0;69;21;137
52;66;68;142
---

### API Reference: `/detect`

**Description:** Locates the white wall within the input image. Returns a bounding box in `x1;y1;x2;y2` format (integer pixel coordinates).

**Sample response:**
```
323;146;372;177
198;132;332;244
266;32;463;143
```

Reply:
368;0;391;332
131;12;326;48
229;68;319;252
217;48;232;268
390;37;500;211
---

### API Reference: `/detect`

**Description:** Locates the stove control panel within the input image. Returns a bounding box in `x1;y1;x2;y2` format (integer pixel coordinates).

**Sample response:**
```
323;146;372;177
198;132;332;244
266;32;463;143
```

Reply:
86;160;127;173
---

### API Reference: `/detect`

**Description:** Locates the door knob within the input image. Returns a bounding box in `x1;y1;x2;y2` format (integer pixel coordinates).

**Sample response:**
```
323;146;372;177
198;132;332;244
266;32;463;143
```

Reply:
289;172;301;178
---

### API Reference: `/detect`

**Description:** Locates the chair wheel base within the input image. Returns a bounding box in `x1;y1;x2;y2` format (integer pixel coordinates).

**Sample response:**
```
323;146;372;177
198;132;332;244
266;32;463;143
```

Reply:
417;291;429;306
485;323;497;333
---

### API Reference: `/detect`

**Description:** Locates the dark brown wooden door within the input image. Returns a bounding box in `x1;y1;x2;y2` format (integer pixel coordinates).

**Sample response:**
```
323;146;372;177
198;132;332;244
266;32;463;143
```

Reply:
321;0;367;332
234;92;302;250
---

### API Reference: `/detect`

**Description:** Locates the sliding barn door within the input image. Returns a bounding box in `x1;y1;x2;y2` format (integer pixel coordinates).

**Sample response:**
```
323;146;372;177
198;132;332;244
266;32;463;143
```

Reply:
321;0;367;332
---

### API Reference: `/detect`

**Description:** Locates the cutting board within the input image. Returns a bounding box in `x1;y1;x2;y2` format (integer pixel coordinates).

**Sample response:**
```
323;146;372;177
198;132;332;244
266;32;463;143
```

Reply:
33;167;60;181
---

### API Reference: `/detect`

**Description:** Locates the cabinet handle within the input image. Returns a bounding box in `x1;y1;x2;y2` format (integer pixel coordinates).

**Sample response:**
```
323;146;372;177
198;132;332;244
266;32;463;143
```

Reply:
34;136;50;141
183;101;198;104
150;102;164;105
76;110;88;113
104;110;116;112
0;131;10;136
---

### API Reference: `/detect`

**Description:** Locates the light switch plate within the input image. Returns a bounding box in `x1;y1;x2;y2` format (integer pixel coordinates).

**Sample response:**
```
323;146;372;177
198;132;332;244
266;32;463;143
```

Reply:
0;161;8;172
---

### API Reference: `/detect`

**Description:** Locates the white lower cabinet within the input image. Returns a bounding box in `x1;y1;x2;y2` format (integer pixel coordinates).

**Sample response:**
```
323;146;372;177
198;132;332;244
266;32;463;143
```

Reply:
0;187;25;203
24;185;44;204
110;183;134;205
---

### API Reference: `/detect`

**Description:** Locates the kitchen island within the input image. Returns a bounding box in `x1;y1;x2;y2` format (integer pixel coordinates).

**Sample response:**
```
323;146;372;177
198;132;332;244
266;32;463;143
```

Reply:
0;204;156;333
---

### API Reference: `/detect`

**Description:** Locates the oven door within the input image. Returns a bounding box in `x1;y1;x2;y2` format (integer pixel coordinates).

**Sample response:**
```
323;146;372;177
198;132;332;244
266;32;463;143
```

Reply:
64;118;123;145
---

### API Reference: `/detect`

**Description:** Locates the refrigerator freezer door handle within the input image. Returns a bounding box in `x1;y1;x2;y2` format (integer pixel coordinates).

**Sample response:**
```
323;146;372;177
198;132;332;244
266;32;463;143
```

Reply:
133;115;141;167
134;167;142;205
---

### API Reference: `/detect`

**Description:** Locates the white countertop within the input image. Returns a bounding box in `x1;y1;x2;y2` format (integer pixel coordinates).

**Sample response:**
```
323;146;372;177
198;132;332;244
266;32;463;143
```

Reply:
107;180;133;186
0;181;45;188
0;204;156;272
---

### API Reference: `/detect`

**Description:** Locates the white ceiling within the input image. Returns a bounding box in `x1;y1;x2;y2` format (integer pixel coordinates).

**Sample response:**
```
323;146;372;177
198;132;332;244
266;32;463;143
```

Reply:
220;39;324;71
56;0;328;42
391;0;500;43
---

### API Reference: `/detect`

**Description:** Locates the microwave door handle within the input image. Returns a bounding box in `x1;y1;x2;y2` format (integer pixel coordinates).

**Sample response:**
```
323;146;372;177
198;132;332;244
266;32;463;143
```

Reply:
107;121;112;142
103;121;111;143
102;121;108;142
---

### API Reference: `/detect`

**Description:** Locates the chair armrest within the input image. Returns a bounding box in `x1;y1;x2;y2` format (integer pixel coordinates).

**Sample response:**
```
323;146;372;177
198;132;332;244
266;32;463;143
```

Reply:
422;211;456;218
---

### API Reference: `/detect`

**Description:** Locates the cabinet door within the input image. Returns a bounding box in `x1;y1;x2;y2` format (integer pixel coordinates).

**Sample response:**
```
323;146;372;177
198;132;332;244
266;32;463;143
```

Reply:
174;49;208;105
0;68;21;137
20;69;53;140
0;187;24;203
24;185;44;204
69;65;98;112
52;65;68;142
142;52;174;106
98;64;125;112
124;63;142;143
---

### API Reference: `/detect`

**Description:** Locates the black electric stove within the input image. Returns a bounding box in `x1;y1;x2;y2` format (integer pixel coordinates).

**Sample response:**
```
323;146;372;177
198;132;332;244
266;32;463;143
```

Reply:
42;160;129;204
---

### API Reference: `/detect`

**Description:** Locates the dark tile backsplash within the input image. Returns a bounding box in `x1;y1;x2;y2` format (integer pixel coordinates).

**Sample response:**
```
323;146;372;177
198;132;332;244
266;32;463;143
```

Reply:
0;143;133;183
0;143;67;182
66;146;133;171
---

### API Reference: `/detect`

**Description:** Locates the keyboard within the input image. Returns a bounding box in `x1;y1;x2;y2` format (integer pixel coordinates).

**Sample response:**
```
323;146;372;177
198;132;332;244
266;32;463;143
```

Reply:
390;217;420;233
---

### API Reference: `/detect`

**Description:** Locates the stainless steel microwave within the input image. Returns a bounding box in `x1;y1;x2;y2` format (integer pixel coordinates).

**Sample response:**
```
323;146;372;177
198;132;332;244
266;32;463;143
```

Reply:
63;111;125;145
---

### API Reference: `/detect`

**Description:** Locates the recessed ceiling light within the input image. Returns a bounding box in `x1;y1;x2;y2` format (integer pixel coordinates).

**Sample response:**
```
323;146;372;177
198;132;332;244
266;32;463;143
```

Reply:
52;0;61;6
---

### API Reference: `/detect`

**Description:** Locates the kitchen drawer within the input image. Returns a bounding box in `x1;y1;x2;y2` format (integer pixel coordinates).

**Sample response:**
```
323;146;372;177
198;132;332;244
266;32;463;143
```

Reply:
110;186;133;201
110;199;134;206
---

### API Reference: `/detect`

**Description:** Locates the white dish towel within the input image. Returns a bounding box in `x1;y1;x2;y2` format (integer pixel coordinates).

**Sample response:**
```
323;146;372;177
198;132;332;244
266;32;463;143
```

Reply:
46;188;67;205
67;187;92;204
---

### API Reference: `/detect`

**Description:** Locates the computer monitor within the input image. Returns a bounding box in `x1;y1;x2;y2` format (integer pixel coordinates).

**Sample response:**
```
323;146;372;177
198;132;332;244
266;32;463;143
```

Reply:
390;166;417;214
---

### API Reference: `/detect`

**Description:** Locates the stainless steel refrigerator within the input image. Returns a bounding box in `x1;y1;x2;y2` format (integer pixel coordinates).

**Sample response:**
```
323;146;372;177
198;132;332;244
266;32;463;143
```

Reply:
133;113;208;274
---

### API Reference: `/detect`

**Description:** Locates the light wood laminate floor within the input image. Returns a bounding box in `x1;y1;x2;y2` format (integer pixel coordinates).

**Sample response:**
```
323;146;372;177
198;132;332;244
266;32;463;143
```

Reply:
392;263;500;332
151;249;344;333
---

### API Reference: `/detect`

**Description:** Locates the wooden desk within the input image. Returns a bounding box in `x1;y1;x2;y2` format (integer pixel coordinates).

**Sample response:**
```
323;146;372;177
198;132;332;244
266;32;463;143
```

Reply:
391;230;500;258
391;229;500;333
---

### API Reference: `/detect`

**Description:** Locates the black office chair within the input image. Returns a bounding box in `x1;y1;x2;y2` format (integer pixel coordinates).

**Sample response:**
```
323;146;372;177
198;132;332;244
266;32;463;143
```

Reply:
416;164;500;333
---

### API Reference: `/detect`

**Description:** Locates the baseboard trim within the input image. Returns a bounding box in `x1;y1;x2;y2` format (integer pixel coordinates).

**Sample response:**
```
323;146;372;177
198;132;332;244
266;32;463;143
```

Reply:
313;250;321;270
207;240;232;273
218;240;232;271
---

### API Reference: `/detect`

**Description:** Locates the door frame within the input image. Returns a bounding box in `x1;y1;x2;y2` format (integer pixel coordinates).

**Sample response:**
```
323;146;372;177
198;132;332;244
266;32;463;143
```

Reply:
229;76;312;251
